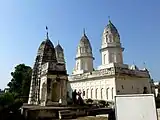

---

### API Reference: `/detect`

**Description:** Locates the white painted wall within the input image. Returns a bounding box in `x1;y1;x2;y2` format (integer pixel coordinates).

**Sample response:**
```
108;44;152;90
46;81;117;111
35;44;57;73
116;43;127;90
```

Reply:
68;73;152;102
101;47;123;65
115;77;151;95
73;57;93;74
69;77;116;101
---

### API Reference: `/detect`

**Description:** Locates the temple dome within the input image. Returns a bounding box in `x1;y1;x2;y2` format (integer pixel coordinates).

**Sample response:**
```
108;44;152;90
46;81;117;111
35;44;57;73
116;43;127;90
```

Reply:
103;20;120;43
79;33;92;50
104;20;118;34
37;37;57;62
130;64;139;70
55;43;63;51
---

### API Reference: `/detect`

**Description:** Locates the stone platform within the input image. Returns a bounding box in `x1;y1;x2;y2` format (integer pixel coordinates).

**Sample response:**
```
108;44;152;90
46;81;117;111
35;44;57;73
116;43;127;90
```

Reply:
21;104;114;120
21;104;88;119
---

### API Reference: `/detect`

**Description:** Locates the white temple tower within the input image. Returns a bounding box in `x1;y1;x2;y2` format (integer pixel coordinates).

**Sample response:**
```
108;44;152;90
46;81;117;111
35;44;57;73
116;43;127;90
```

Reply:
99;19;124;69
72;29;94;75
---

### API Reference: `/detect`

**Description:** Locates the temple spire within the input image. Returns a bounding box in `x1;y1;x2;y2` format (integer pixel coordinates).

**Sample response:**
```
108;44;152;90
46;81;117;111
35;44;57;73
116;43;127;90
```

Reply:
143;62;148;71
108;16;112;23
108;16;110;20
143;62;147;69
46;26;49;39
83;28;86;36
58;40;59;45
133;61;135;65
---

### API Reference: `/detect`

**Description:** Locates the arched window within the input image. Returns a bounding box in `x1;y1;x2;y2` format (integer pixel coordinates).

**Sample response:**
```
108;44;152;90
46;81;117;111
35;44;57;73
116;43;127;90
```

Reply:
114;53;117;63
76;62;79;70
81;47;84;53
95;88;98;99
106;88;109;100
105;35;108;43
91;88;93;98
111;87;114;99
110;53;114;63
103;54;106;64
101;88;104;99
81;61;84;69
84;62;88;71
82;89;85;97
109;34;112;42
121;85;124;89
86;89;89;99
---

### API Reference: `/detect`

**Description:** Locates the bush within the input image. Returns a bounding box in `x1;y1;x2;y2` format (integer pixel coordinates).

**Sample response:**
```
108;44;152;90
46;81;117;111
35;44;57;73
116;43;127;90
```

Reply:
98;100;106;107
0;92;14;108
86;99;93;104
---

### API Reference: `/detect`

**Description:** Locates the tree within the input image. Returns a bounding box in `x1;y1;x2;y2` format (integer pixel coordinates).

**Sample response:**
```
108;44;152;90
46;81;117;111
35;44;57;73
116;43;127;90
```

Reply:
7;64;32;102
0;92;14;109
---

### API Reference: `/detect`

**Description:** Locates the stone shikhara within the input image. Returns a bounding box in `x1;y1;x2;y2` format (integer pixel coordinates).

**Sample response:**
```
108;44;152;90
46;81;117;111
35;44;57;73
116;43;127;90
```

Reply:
28;29;67;106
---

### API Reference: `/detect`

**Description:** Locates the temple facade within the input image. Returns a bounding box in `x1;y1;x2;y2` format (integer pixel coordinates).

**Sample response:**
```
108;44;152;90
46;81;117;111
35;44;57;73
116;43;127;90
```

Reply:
28;30;68;106
28;19;153;105
68;19;152;102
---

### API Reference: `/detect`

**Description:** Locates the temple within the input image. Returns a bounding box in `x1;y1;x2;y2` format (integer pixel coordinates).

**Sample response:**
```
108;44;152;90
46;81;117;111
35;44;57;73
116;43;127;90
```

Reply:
28;27;68;106
68;19;152;102
28;19;153;105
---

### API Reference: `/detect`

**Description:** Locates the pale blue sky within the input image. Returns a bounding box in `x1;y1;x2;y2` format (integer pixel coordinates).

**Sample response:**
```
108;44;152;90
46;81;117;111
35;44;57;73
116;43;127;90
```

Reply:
0;0;160;89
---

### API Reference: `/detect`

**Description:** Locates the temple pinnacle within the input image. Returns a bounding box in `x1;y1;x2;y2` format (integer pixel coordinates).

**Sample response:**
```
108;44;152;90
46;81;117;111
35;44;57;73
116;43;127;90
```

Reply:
108;16;111;23
46;26;49;39
83;28;86;36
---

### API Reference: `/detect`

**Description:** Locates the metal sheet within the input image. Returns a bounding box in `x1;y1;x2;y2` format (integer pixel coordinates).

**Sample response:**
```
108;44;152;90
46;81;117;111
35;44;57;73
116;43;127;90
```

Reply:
115;94;158;120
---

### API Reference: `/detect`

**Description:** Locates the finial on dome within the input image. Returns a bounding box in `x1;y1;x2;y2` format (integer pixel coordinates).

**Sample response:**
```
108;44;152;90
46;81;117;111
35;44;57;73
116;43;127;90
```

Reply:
133;61;135;65
143;62;148;71
108;16;111;22
108;16;110;20
46;26;49;39
143;62;147;68
83;28;86;35
58;40;59;45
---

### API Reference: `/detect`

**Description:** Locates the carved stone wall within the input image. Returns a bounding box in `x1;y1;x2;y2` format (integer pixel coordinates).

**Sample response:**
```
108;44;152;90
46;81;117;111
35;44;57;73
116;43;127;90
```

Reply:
28;39;68;106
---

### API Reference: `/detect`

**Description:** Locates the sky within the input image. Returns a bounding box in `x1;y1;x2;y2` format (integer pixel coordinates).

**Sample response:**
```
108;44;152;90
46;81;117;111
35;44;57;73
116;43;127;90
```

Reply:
0;0;160;89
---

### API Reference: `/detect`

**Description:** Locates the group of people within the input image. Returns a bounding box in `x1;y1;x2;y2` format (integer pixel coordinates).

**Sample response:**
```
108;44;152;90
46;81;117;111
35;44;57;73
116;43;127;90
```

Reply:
72;90;84;105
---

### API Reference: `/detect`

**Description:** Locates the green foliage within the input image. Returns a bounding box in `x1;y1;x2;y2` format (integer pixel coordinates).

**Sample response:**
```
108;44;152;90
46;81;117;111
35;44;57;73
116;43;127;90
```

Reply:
0;64;32;119
7;64;32;102
10;98;23;112
0;92;14;108
98;100;106;106
0;92;24;120
86;99;93;104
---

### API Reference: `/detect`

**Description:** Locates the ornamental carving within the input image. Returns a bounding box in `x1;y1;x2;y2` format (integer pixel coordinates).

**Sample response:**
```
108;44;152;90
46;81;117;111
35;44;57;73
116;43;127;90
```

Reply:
41;83;47;102
70;68;115;81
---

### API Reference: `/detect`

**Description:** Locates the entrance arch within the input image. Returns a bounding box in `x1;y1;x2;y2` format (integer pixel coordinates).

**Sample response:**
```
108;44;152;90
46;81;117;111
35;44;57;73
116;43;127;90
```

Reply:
52;82;60;102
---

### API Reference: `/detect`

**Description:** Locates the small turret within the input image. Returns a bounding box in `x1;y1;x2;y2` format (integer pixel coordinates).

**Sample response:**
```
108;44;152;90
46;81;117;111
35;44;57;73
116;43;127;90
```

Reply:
100;18;124;66
72;29;94;74
55;41;65;64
